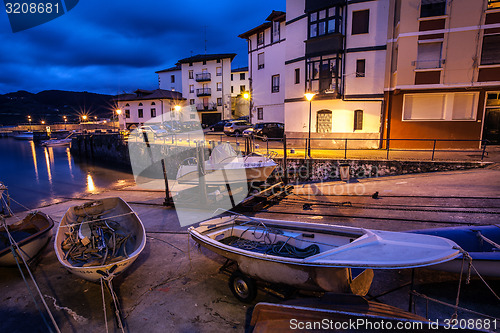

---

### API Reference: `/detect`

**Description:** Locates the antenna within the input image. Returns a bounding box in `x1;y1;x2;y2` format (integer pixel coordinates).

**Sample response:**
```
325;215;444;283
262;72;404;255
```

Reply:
204;25;207;54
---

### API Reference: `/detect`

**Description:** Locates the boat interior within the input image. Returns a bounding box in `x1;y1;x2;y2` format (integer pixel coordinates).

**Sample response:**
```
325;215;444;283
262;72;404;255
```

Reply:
0;212;52;255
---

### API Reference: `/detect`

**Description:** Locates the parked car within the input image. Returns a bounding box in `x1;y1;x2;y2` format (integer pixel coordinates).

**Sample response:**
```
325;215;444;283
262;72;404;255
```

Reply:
223;120;253;136
253;122;285;141
135;125;169;138
209;120;231;132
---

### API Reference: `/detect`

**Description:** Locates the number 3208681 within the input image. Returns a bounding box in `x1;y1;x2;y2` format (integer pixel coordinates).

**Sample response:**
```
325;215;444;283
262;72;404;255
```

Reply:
5;2;60;14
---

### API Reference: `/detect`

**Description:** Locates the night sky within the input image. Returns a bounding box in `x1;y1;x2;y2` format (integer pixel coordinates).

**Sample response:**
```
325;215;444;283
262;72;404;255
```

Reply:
0;0;285;95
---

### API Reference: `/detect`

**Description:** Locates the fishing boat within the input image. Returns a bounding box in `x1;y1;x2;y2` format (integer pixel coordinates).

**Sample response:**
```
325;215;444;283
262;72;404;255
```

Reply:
189;215;460;301
54;197;146;282
176;144;277;185
0;212;54;266
41;132;74;147
411;224;500;277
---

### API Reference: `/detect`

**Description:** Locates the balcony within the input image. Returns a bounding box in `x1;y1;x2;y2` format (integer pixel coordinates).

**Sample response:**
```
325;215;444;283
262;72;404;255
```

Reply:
196;88;211;96
196;103;217;111
196;73;211;82
413;59;444;69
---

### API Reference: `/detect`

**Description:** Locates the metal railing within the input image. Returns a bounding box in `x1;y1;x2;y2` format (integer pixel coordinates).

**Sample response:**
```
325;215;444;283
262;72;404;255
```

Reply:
196;103;218;111
196;88;211;96
195;73;211;82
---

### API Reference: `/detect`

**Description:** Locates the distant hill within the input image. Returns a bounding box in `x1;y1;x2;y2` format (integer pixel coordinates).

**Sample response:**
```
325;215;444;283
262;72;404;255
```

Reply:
0;90;114;126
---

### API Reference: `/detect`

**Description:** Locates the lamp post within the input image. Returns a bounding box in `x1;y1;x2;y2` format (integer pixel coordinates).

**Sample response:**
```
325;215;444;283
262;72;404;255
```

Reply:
63;116;67;130
174;105;181;121
115;109;122;131
243;92;252;123
81;115;87;133
28;115;32;132
305;92;315;158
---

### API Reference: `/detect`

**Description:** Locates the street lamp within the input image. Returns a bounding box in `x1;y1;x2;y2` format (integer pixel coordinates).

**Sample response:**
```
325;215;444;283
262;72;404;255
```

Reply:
63;116;67;130
305;92;315;158
115;109;122;131
243;92;252;122
174;105;181;120
28;115;32;132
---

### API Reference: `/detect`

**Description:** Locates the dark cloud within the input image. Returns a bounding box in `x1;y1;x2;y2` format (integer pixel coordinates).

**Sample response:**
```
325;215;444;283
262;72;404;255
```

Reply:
0;0;285;94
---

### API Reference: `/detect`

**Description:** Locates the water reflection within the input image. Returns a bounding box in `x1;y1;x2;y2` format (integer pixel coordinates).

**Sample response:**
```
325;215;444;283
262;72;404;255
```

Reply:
44;147;53;186
29;141;39;183
87;174;96;192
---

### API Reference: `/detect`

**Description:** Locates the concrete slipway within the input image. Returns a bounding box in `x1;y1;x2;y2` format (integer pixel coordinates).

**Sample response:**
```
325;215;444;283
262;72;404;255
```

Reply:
1;165;500;332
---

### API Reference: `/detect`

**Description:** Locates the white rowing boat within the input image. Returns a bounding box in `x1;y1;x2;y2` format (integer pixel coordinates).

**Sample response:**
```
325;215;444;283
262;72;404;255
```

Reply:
54;197;146;282
189;215;460;301
176;144;277;185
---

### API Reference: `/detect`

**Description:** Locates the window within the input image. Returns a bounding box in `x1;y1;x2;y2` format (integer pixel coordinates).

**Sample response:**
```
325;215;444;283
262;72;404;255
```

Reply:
138;109;143;118
216;67;222;76
231;86;234;94
231;74;233;81
151;102;155;105
352;10;369;35
217;82;222;91
257;108;263;120
138;102;143;106
202;60;206;65
403;92;478;120
189;85;194;93
171;75;175;83
416;42;442;69
488;0;500;9
190;99;195;105
293;68;299;84
240;72;245;80
306;56;340;94
217;97;222;106
317;110;332;133
272;20;280;43
309;7;339;38
257;31;264;45
125;109;130;118
151;108;156;118
217;58;221;63
189;70;193;79
354;110;363;130
272;75;280;93
481;34;500;65
190;114;196;119
240;85;246;93
189;62;193;67
356;59;366;77
258;53;264;69
420;0;446;18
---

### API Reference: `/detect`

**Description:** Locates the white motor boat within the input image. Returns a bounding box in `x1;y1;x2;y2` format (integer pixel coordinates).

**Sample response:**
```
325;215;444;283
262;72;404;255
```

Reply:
189;215;460;301
176;144;277;185
14;132;33;140
41;138;72;147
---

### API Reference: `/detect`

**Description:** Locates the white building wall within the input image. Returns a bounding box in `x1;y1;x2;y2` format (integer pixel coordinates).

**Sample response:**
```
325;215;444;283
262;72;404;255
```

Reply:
231;70;249;96
158;70;182;93
117;99;181;128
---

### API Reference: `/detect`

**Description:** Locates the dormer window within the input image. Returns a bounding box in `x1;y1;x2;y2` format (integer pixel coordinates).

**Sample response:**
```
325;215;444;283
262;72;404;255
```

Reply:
272;21;280;43
257;31;264;45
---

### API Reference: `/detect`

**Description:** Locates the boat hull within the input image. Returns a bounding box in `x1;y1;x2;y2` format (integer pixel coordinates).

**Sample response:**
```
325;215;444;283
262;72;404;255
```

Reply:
0;212;54;266
54;197;146;282
189;216;459;294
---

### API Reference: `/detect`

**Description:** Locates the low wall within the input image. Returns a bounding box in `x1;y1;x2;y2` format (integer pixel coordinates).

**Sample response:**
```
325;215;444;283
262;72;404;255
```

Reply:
71;134;490;182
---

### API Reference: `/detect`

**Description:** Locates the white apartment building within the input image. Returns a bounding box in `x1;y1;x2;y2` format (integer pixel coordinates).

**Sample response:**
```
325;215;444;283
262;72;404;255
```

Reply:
239;11;287;124
231;67;250;118
241;1;390;147
178;54;235;125
115;89;188;129
156;65;182;93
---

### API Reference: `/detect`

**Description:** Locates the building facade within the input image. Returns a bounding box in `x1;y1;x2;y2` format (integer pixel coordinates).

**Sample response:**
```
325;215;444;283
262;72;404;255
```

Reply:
177;54;235;126
230;67;250;118
115;89;187;130
241;2;389;147
383;0;500;148
239;11;287;124
156;65;182;93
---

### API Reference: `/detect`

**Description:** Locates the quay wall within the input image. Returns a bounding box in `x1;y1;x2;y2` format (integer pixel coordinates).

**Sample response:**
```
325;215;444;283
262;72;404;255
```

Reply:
71;134;490;182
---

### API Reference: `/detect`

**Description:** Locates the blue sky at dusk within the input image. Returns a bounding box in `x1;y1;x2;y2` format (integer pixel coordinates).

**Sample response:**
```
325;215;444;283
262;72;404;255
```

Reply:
0;0;285;95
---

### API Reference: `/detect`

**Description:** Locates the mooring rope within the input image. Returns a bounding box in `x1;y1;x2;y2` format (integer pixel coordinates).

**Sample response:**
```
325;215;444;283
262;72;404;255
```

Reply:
1;218;61;333
98;267;125;333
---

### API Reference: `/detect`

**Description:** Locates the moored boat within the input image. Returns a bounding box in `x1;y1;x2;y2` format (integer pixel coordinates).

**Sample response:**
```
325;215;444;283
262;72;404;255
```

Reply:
0;212;54;266
411;224;500;277
189;215;460;301
176;144;277;185
41;138;72;147
54;197;146;282
13;132;33;140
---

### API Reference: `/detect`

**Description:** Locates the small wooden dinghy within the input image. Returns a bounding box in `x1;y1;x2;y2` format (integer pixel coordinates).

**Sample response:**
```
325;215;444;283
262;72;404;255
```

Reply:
189;215;460;301
55;197;146;282
411;224;500;277
0;212;54;266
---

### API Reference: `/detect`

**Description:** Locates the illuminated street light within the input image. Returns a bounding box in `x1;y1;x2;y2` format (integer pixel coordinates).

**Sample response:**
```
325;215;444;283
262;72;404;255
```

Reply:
174;105;181;120
116;109;122;131
305;92;316;158
28;115;32;131
63;116;67;130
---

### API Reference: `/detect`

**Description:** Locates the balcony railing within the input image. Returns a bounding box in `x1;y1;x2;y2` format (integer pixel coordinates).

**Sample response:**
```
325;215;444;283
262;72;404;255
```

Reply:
196;73;211;82
196;88;211;96
196;103;217;111
413;59;444;69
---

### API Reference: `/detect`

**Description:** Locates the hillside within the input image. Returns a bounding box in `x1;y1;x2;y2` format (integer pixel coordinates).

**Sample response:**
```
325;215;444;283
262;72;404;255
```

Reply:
0;90;114;126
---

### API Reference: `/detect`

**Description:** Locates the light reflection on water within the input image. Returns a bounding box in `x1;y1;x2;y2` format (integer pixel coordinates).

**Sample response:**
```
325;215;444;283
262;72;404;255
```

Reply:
0;137;134;212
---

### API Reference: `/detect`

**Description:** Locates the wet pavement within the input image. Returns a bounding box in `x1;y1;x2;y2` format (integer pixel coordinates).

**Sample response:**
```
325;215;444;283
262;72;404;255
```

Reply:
1;164;500;332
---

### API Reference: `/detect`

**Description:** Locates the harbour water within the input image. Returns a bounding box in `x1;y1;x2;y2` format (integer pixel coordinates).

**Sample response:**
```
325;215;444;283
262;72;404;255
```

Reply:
0;137;134;212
